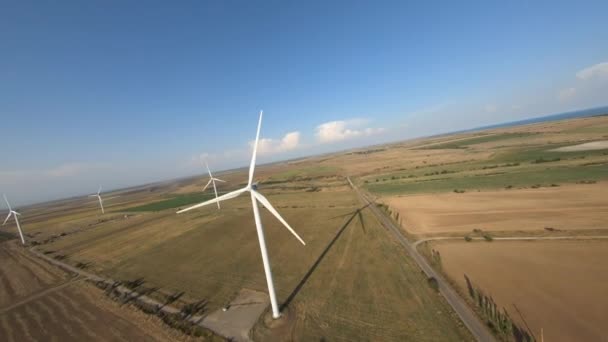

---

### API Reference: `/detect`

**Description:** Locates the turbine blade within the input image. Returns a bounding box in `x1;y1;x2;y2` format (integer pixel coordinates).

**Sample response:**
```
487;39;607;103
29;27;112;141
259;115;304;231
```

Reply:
202;179;213;192
204;159;213;178
212;179;220;210
2;212;11;226
3;194;11;211
88;195;98;197
252;191;306;245
177;188;247;214
99;197;105;214
213;178;226;183
14;212;21;216
248;110;263;186
98;185;102;195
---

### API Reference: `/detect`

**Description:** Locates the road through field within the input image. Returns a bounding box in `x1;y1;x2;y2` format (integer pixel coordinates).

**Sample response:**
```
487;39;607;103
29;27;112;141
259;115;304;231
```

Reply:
347;177;496;342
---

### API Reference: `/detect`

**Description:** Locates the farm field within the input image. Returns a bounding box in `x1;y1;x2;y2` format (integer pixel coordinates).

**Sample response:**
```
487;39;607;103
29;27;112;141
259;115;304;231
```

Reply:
0;240;209;342
3;114;607;341
428;240;608;342
30;186;472;341
382;182;608;235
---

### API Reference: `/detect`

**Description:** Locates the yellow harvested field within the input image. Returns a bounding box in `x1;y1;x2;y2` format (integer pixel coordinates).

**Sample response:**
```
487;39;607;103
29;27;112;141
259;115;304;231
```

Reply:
551;140;608;152
431;240;608;342
384;183;608;234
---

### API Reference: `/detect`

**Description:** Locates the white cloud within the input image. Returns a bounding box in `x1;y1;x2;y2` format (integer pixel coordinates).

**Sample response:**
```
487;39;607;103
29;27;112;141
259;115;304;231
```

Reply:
255;131;301;155
484;104;498;113
46;162;109;177
0;162;110;185
558;87;577;101
315;119;385;143
576;62;608;80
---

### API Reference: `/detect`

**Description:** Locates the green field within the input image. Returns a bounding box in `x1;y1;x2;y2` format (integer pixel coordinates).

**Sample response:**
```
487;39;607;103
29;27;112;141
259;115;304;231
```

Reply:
418;133;534;149
267;165;339;181
122;192;217;212
366;164;608;195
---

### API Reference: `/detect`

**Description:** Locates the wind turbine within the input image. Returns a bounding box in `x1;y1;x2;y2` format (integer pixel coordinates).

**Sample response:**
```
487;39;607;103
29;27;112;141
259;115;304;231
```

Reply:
89;185;105;214
2;195;25;245
201;159;226;209
177;110;305;319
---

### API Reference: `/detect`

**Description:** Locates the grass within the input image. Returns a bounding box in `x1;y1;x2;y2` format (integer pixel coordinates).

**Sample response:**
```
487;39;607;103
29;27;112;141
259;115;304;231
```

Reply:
0;231;15;242
41;188;471;341
418;133;533;149
492;144;608;164
267;165;339;181
366;164;608;195
253;206;471;341
121;192;216;212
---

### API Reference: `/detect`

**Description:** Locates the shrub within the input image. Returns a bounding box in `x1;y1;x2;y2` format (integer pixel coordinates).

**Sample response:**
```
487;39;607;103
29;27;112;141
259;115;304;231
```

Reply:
483;234;493;242
427;277;440;292
464;235;473;242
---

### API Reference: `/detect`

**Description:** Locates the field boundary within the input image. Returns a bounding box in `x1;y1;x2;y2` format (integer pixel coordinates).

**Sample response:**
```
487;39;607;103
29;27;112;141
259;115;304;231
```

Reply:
413;235;608;247
26;246;238;340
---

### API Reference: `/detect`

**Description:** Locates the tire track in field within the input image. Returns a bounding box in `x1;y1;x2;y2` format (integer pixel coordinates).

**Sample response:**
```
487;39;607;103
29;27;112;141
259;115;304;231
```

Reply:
0;315;15;342
15;248;66;283
36;298;79;339
14;312;37;342
0;278;81;314
54;289;97;322
0;271;17;301
23;304;49;336
0;248;48;292
46;293;102;340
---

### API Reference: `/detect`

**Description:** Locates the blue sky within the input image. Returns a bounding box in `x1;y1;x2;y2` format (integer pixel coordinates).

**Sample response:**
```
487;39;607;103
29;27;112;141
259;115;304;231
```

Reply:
1;1;608;206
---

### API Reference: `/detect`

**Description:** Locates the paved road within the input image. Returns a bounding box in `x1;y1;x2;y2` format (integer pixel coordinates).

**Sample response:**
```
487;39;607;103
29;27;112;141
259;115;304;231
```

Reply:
347;177;496;342
413;235;608;247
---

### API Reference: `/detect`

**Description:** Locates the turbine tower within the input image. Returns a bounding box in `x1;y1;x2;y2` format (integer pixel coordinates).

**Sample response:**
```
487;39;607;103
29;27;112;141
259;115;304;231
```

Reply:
2;195;25;245
202;159;226;209
177;110;305;319
90;185;105;214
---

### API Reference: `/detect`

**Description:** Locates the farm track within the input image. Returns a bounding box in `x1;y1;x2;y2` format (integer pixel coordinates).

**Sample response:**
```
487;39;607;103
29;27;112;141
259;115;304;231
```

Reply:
0;277;82;314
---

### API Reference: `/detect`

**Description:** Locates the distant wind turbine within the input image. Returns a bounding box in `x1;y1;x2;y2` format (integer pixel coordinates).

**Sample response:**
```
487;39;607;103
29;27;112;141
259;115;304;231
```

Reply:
202;159;226;209
177;110;306;319
89;185;105;214
2;195;25;245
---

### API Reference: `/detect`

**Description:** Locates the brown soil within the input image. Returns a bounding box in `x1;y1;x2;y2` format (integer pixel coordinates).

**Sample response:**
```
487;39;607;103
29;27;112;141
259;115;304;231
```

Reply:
0;241;211;341
432;239;608;342
384;183;608;234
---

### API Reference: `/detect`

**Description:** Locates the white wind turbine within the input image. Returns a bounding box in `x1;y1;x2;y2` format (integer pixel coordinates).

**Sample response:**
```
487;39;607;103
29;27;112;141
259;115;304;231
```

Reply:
201;159;226;209
89;185;105;214
2;195;25;245
177;110;305;319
